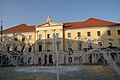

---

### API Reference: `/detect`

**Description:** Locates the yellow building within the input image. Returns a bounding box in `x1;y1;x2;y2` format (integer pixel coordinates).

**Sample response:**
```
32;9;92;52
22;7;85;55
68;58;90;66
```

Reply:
1;17;120;65
2;17;120;53
2;23;36;53
35;17;120;53
63;18;120;51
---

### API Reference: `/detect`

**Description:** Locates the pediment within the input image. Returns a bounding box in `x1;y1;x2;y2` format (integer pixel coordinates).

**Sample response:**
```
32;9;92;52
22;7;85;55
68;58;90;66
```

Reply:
36;22;63;28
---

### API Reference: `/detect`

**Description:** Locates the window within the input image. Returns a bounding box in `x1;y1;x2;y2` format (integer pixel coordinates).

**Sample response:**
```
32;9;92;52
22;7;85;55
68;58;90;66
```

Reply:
68;33;71;38
77;32;81;37
47;44;50;51
88;43;92;49
107;30;111;36
56;33;59;38
87;32;91;36
108;42;112;47
14;45;17;51
78;42;82;51
29;35;32;40
52;34;55;38
98;42;102;48
39;45;42;52
47;42;51;51
22;36;25;42
47;34;50;38
39;34;42;39
57;42;60;51
97;31;101;36
68;43;72;49
28;45;32;52
117;30;120;35
14;37;18;41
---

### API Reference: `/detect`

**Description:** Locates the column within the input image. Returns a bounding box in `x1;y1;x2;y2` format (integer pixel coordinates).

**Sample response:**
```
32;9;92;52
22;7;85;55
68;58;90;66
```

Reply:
60;29;63;51
36;31;38;52
43;30;47;51
35;55;38;65
61;54;64;64
52;53;55;65
87;54;90;63
47;53;49;65
66;54;69;64
72;55;74;64
52;29;56;52
42;54;44;65
82;54;85;63
58;54;60;65
35;31;39;52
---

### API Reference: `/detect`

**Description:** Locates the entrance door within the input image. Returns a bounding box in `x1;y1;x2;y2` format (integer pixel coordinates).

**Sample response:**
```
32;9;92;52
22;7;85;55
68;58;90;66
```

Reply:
39;45;42;52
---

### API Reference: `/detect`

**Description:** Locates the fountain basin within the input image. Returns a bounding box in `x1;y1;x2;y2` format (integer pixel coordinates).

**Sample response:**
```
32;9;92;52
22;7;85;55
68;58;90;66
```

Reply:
0;65;120;80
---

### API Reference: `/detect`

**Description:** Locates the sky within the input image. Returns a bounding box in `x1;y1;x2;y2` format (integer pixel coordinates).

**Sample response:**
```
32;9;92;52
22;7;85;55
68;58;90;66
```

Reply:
0;0;120;29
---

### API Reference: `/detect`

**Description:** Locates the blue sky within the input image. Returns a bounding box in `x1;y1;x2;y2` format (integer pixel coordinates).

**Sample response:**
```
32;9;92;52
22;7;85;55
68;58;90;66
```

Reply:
0;0;120;29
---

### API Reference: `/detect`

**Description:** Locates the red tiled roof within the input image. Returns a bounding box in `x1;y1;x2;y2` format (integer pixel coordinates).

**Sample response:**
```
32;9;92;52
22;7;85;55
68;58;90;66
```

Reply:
3;24;35;33
63;18;119;29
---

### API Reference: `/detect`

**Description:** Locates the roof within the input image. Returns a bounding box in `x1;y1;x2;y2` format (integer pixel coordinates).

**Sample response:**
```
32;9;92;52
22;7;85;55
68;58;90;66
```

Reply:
63;18;119;29
3;24;35;33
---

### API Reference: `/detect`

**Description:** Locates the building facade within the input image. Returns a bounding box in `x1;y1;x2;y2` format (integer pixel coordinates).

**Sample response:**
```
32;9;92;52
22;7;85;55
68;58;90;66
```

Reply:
35;17;120;52
1;17;120;65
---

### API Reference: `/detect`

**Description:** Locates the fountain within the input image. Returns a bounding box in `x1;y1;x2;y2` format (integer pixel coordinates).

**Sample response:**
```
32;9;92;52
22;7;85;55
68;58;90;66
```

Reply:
0;33;36;66
82;48;120;75
0;34;120;80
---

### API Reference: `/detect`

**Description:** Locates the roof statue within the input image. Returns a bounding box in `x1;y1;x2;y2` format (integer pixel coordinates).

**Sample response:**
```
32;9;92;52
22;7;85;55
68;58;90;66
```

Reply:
47;16;52;22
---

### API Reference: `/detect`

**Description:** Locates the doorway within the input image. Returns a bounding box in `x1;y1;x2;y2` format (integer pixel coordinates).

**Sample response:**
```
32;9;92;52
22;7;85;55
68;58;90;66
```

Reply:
39;45;42;52
28;46;32;52
49;55;53;64
45;55;47;64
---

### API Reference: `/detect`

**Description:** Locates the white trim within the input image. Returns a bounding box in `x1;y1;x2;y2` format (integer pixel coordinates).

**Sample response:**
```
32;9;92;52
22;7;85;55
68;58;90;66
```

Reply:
36;26;63;31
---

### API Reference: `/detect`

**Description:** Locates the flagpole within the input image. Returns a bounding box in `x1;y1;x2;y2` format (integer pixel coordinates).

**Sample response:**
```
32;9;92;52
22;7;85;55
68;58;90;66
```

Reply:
0;21;3;42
